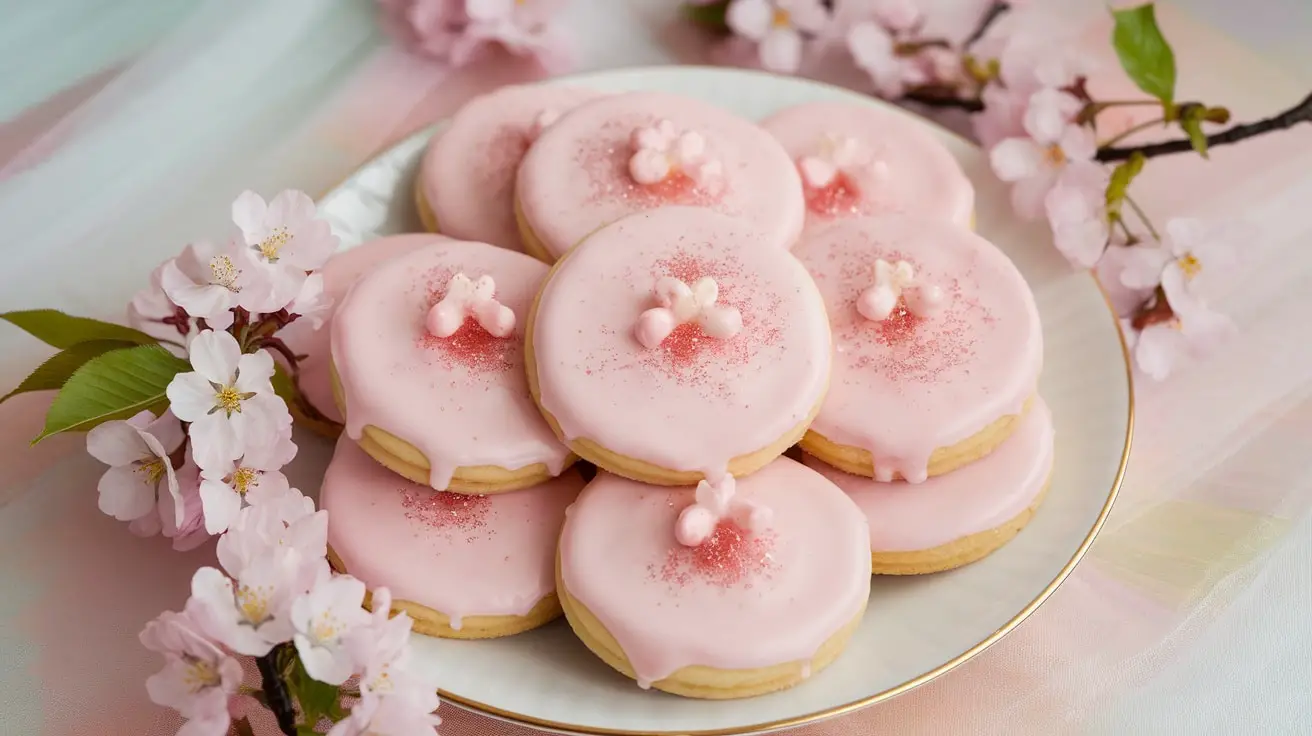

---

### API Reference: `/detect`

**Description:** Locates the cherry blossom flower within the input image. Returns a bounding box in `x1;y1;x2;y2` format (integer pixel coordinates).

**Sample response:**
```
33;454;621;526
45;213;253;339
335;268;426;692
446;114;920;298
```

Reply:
140;609;242;734
347;589;417;696
989;105;1096;221
1129;298;1233;381
166;330;290;472
327;691;441;736
1043;161;1111;268
726;0;829;74
291;575;371;685
162;459;211;551
198;430;296;535
1119;218;1236;308
231;190;338;311
971;28;1092;148
187;550;311;656
129;260;195;344
87;409;185;525
846;21;928;99
375;0;471;61
455;0;571;72
160;241;261;330
216;489;328;583
289;273;332;330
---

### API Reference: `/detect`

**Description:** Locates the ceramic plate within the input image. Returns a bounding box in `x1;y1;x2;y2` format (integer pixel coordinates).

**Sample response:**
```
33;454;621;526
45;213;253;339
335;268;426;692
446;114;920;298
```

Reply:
312;67;1132;735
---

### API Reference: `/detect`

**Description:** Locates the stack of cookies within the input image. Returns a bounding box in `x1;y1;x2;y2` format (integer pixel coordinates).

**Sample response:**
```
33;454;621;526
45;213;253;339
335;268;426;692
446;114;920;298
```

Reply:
297;83;1051;701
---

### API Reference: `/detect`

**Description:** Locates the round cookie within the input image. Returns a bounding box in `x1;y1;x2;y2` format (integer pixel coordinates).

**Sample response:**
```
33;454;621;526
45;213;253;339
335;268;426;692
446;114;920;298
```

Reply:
527;207;832;486
557;457;871;699
761;101;974;228
331;239;574;492
416;83;604;252
515;90;805;261
805;397;1055;575
793;215;1042;483
323;436;582;638
280;234;447;438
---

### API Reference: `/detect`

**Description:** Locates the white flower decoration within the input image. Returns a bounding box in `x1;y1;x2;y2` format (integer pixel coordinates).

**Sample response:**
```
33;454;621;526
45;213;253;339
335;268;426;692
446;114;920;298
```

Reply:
291;575;371;685
426;273;516;339
797;132;880;189
676;476;772;547
857;259;945;322
628;119;723;188
86;409;185;525
165;330;291;472
634;276;743;349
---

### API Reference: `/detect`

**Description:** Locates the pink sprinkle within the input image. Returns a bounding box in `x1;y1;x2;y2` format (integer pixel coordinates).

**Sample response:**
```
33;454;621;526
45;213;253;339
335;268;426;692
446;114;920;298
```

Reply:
874;299;924;345
400;489;491;532
805;171;864;217
417;266;515;374
657;520;775;588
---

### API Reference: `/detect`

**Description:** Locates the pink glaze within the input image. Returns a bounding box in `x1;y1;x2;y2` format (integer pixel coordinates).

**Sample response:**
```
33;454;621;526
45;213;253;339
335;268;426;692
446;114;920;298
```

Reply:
805;398;1055;552
331;240;572;489
322;437;583;628
280;234;448;425
531;207;832;481
793;215;1042;483
559;457;871;688
515;91;805;260
420;83;604;251
760;102;974;228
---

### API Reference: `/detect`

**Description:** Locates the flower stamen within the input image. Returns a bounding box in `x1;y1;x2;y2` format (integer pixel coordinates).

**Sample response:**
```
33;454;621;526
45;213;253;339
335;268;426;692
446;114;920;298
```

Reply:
136;458;168;488
235;584;272;624
208;381;255;416
229;466;258;495
182;657;221;693
209;255;242;293
1044;143;1067;166
1179;252;1202;279
257;227;292;263
771;8;791;28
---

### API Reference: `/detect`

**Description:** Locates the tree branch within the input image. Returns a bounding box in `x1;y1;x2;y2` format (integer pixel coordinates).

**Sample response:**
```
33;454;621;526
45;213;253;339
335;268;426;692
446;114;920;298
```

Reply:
902;89;985;112
1097;90;1312;162
964;1;1011;48
256;645;298;736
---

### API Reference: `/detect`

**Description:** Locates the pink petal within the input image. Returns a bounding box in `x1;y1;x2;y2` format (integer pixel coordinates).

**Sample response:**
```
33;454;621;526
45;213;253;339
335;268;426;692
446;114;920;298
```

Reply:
989;138;1044;183
230;191;268;242
189;414;244;472
872;0;921;31
726;0;773;40
1134;323;1185;381
1118;246;1172;289
1058;123;1097;162
86;418;149;466
974;85;1027;149
846;21;894;72
759;27;803;73
1010;168;1057;221
785;0;829;33
98;466;154;521
234;350;276;394
188;331;241;385
166;372;217;424
267;190;315;231
145;410;186;454
466;0;514;22
200;478;242;535
1022;88;1082;143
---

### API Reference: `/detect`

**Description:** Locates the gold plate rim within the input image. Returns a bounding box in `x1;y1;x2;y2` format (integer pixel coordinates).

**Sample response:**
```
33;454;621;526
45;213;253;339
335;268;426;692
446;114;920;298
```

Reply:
323;65;1136;736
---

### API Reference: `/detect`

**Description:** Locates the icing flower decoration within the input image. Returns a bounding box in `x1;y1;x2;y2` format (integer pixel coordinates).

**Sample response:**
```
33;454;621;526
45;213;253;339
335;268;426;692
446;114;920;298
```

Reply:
426;272;516;338
858;259;945;322
675;477;773;547
628;119;723;188
797;132;880;189
634;276;743;349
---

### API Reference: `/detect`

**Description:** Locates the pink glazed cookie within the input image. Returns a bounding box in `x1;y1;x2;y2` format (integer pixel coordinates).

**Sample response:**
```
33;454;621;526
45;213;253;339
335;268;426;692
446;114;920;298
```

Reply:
761;101;974;228
324;437;583;638
280;233;446;437
527;207;832;486
514;91;805;261
805;398;1055;575
557;457;871;699
794;215;1042;483
416;83;604;252
331;240;574;493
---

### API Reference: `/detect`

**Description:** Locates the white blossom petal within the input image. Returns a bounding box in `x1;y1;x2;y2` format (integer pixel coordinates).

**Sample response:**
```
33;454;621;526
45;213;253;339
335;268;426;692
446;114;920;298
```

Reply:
188;331;241;385
989;137;1045;183
97;465;155;521
726;0;773;40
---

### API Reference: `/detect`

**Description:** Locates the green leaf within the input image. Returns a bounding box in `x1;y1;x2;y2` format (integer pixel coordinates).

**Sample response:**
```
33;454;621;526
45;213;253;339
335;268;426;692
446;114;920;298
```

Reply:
1111;4;1177;105
0;309;160;350
1;340;139;404
1105;151;1147;217
682;0;730;30
295;727;322;736
32;344;189;444
271;361;297;409
1179;105;1210;157
291;657;344;726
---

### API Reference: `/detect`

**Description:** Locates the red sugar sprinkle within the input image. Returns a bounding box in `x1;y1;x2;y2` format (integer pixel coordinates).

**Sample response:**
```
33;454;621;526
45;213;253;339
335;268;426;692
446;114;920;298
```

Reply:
400;489;491;532
655;520;775;588
416;266;515;374
874;299;925;345
805;172;865;217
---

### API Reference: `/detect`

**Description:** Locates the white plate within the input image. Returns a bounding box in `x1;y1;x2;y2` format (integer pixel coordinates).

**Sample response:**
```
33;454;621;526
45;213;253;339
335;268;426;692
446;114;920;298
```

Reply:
313;67;1133;735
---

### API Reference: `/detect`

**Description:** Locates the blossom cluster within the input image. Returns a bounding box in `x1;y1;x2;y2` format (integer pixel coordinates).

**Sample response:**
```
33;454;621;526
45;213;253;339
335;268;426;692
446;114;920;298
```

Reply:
92;191;442;735
375;0;571;72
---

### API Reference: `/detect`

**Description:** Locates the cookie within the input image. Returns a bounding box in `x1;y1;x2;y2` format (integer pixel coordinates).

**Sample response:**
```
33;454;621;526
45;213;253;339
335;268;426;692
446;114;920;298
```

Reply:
793;215;1042;483
280;233;446;438
323;437;581;638
526;207;831;486
331;239;574;492
805;398;1055;574
514;90;805;261
761;101;974;228
557;458;871;698
415;83;604;252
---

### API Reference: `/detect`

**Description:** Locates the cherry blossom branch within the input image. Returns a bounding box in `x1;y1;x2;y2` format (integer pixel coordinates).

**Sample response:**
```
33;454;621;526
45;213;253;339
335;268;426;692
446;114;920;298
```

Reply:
257;336;343;430
256;644;298;736
903;87;985;112
964;1;1011;48
1096;90;1312;162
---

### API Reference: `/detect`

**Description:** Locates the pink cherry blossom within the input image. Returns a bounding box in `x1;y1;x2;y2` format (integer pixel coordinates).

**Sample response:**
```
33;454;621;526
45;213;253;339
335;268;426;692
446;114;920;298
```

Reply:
971;25;1092;148
347;589;419;696
161;459;211;551
166;331;291;472
376;0;471;61
216;489;328;583
454;0;571;72
846;21;927;98
1130;298;1233;381
727;0;829;74
1023;87;1083;144
140;609;242;732
291;575;371;685
989;108;1095;221
231;190;338;312
1043;161;1110;268
870;0;922;32
198;431;296;535
129;260;195;343
187;552;308;656
327;691;441;736
289;273;332;330
86;409;185;525
1119;218;1237;308
159;241;263;330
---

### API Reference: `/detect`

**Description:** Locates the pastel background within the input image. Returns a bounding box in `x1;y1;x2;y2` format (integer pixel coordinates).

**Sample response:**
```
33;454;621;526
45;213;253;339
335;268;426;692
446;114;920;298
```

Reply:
2;0;1311;733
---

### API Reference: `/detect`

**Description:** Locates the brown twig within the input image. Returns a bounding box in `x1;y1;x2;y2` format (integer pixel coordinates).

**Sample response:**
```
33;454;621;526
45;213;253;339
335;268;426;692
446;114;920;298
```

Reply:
902;88;985;112
964;1;1011;48
1097;90;1312;162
